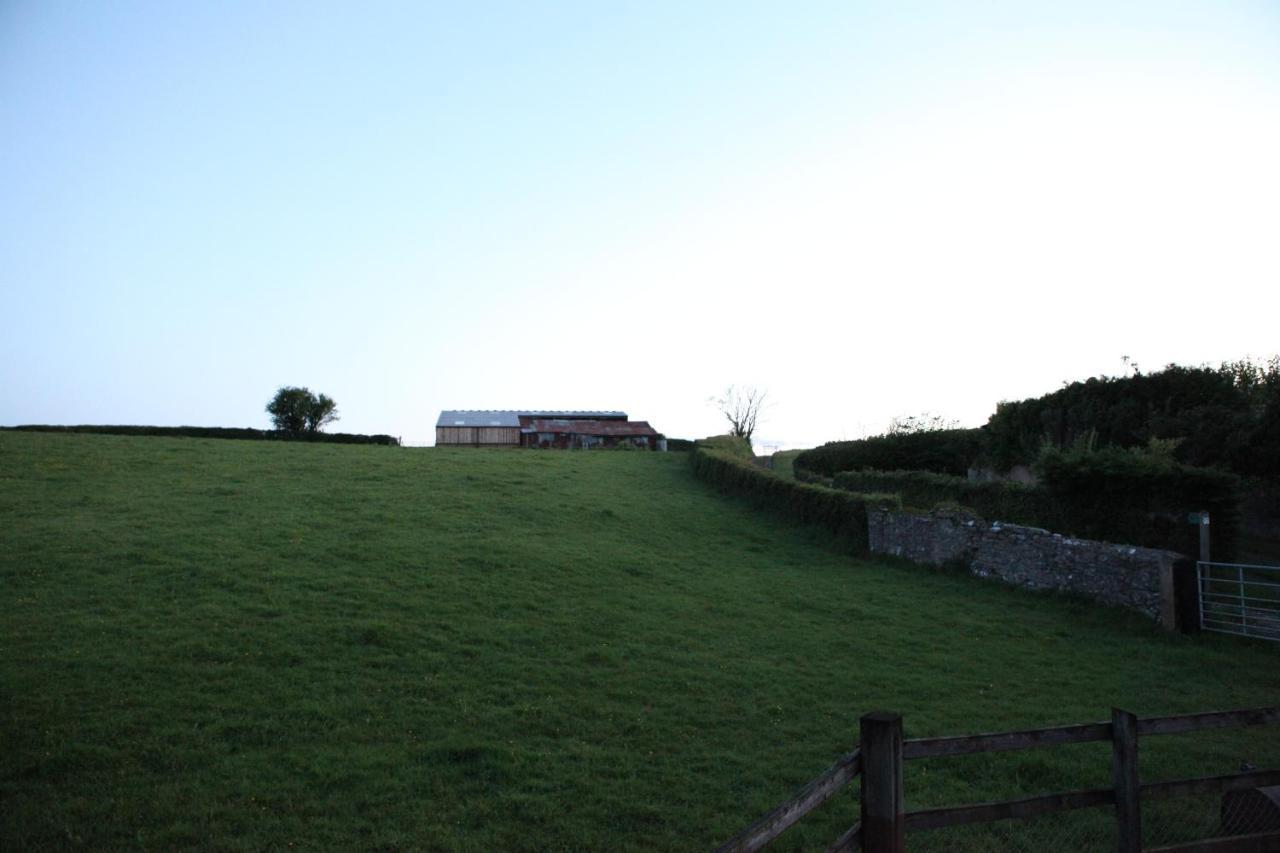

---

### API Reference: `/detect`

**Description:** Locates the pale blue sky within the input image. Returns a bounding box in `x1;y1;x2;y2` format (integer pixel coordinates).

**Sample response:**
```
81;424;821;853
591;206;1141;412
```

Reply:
3;2;1278;445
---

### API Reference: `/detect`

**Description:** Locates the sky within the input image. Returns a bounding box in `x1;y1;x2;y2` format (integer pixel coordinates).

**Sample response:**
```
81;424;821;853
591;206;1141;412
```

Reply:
2;2;1278;447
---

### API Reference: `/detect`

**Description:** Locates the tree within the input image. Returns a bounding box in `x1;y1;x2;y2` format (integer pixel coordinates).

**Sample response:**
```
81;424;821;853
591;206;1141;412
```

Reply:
711;385;767;444
266;386;339;437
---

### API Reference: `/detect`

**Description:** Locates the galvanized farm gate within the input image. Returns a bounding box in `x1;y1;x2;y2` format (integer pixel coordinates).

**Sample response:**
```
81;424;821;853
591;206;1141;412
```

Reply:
1198;561;1280;642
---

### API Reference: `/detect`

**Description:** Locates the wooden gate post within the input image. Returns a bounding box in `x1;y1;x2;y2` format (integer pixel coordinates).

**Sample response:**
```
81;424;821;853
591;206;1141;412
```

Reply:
1111;707;1141;853
1173;557;1202;634
860;712;905;853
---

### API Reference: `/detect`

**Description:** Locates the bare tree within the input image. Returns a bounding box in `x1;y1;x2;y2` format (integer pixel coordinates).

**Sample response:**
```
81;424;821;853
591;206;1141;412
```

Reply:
711;385;767;443
887;412;959;435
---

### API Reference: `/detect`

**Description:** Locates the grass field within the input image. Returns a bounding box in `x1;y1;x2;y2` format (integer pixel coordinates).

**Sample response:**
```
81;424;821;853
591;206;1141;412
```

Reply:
3;432;1279;851
767;449;805;481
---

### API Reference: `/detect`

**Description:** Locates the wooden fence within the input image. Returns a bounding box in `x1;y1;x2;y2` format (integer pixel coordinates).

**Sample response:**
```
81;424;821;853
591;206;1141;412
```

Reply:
716;706;1280;853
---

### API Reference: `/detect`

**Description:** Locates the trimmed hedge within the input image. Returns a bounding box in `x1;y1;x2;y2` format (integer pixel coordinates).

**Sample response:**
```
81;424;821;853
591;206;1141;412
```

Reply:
794;429;985;479
3;425;400;446
829;450;1241;559
1036;446;1240;560
983;360;1280;478
832;469;1051;528
690;436;898;552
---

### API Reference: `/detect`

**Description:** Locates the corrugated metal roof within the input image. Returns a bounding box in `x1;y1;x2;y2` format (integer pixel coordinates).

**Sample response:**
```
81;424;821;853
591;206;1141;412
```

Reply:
523;410;626;420
436;411;522;428
526;419;659;437
436;410;626;427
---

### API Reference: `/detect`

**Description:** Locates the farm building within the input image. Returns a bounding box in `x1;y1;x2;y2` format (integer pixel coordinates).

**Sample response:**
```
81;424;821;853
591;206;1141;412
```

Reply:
522;418;664;450
436;410;665;450
435;411;527;446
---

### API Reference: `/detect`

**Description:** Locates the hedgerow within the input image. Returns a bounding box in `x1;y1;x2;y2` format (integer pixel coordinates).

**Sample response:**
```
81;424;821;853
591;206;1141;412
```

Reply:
2;425;400;445
832;469;1052;528
1036;445;1240;560
690;436;898;552
793;429;985;479
828;448;1240;559
983;359;1280;479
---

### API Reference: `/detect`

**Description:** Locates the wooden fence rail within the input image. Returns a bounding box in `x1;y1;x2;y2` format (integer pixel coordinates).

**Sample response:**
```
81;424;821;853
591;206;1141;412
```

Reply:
714;750;861;852
902;721;1112;759
716;705;1280;853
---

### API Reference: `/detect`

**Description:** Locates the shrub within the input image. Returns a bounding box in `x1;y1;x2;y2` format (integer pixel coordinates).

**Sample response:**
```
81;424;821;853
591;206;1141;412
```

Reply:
690;436;898;553
794;429;985;479
1241;398;1280;481
983;359;1280;478
1036;445;1240;560
697;434;754;458
828;447;1240;559
831;469;1054;528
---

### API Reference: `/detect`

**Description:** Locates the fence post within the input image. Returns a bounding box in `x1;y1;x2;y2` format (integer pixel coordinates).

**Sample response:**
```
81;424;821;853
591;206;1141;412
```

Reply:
860;712;905;853
1111;707;1141;853
1173;558;1202;633
1199;510;1211;564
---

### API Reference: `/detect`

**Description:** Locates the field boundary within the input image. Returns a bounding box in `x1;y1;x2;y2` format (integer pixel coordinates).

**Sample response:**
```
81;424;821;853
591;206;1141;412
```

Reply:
716;706;1280;853
1;424;400;445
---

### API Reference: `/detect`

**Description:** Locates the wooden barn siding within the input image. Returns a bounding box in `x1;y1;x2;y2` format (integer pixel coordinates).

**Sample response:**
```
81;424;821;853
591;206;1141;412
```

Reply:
435;427;521;446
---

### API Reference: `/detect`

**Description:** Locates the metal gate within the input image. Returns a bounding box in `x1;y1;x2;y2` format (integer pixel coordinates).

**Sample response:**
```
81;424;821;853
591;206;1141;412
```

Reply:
1198;561;1280;641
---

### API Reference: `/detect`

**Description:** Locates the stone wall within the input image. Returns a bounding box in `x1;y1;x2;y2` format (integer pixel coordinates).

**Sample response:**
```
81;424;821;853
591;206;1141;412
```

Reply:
868;508;1185;627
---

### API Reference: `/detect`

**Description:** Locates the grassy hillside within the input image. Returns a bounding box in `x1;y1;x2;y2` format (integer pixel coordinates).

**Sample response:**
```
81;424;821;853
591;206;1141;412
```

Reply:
769;449;806;480
2;432;1278;851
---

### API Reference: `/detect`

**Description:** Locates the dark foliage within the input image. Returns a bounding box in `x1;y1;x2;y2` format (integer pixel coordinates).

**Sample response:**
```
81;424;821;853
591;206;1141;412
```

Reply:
984;360;1280;478
4;425;399;446
1036;446;1240;560
832;469;1052;527
1246;397;1280;481
266;386;339;436
794;429;985;479
830;449;1240;559
690;436;899;553
665;438;696;452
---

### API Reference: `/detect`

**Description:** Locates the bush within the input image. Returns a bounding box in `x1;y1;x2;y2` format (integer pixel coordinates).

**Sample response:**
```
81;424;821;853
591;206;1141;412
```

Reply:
831;469;1052;527
828;447;1241;559
665;438;696;452
794;429;985;479
1036;445;1240;560
690;436;898;552
1241;398;1280;481
983;360;1280;477
3;425;400;446
697;435;754;458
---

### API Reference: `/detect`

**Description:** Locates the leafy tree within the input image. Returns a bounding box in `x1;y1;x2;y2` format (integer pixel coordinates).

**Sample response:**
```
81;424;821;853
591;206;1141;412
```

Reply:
266;386;339;437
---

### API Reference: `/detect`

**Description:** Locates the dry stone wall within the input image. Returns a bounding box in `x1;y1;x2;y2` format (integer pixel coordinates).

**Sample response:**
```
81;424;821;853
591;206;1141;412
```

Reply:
868;508;1184;625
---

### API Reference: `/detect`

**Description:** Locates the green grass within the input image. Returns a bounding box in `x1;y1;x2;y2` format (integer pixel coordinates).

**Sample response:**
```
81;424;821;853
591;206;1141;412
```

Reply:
768;449;806;480
3;432;1279;851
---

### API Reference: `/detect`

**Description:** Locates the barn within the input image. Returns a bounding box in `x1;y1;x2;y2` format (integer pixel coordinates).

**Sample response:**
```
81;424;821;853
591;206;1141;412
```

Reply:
434;411;526;446
435;410;665;450
522;418;663;450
